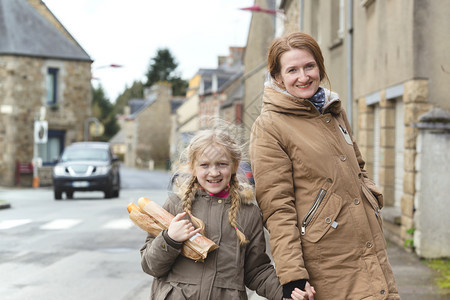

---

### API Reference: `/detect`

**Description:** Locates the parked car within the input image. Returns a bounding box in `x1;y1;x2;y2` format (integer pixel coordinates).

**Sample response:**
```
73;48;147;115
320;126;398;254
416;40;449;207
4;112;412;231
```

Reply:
238;161;254;185
52;142;121;200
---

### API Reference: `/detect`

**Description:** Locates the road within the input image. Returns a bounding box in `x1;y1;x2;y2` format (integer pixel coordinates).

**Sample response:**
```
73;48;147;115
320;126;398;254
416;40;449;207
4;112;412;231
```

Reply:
0;166;171;300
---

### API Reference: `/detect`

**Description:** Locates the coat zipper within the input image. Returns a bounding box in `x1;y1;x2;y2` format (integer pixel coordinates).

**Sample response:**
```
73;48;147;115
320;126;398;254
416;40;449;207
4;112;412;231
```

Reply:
301;189;327;235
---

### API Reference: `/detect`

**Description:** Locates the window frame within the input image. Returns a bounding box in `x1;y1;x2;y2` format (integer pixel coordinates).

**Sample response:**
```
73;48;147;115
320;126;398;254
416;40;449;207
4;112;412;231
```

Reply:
46;67;59;105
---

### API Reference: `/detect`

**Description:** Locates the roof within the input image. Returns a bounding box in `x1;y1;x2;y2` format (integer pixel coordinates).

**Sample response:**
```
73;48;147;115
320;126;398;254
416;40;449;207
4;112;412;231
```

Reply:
170;98;184;113
127;96;157;119
0;0;91;61
109;128;125;144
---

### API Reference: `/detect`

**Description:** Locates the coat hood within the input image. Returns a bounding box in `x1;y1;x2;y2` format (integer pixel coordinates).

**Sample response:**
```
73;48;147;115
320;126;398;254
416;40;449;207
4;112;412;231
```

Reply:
262;76;342;116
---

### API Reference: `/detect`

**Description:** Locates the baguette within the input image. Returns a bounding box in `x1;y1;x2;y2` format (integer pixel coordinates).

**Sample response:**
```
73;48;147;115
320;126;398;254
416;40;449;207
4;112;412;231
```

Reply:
127;197;218;262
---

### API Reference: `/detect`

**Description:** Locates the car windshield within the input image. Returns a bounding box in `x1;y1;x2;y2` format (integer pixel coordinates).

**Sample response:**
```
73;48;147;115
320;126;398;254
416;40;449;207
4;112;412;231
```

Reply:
61;148;109;162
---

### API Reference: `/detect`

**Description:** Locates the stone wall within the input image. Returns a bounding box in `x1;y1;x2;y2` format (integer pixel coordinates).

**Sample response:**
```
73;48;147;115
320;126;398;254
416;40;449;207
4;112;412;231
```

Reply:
413;108;450;258
0;55;91;187
136;83;172;169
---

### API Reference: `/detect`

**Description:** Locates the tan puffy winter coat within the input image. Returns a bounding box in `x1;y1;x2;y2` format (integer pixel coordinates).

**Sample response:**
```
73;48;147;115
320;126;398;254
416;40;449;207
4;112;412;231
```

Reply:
249;86;400;300
140;190;283;300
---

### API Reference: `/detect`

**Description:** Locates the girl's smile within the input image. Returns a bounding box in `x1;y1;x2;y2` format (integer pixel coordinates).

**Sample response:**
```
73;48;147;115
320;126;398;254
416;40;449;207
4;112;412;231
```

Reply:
194;144;235;195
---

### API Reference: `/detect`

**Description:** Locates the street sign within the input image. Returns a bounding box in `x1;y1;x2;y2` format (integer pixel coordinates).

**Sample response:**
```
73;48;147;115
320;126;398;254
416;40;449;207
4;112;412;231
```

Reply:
89;122;104;137
34;120;48;143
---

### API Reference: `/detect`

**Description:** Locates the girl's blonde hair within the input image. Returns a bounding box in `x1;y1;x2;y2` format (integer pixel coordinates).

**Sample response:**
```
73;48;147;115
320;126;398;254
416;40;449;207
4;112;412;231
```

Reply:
172;120;253;245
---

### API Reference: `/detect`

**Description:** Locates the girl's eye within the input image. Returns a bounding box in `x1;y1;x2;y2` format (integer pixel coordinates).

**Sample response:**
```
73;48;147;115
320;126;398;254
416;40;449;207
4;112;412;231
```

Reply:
219;163;228;167
200;164;208;168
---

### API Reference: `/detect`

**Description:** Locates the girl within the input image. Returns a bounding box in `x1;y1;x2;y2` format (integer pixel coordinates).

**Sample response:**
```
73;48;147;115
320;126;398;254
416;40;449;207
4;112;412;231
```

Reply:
140;126;308;300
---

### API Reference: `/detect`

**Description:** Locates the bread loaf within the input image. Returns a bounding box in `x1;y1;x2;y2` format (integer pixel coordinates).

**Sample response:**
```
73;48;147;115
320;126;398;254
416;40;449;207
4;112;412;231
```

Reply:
127;197;218;262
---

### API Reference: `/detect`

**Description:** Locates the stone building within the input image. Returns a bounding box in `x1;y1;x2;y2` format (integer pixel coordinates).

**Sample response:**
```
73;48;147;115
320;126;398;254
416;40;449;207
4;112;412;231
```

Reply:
258;0;450;258
0;0;92;186
242;0;277;138
198;47;245;129
122;83;173;169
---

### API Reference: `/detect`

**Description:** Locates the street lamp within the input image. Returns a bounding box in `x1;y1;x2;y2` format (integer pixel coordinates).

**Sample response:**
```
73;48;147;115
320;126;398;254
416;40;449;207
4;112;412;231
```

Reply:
91;64;123;80
94;64;123;70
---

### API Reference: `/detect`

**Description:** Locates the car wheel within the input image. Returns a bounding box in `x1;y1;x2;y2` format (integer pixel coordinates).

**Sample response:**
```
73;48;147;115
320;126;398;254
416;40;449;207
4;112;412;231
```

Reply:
113;189;120;198
54;189;62;200
104;189;113;199
66;191;74;199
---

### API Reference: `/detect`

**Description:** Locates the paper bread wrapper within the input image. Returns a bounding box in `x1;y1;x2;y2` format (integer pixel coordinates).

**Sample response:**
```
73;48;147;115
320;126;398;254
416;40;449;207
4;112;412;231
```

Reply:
127;197;218;262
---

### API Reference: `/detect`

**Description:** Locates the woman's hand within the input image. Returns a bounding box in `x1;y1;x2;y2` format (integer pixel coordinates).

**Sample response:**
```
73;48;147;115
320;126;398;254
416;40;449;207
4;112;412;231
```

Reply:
167;212;201;242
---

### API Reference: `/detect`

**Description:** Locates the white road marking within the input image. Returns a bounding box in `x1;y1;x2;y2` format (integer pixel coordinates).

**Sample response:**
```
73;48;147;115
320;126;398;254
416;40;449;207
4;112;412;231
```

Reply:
0;219;32;230
102;219;133;229
40;219;82;230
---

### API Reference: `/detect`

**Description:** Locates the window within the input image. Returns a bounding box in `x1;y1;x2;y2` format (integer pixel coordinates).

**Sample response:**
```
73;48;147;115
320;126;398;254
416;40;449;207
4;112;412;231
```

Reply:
373;105;380;186
46;68;58;105
38;130;65;165
331;0;345;46
394;99;404;208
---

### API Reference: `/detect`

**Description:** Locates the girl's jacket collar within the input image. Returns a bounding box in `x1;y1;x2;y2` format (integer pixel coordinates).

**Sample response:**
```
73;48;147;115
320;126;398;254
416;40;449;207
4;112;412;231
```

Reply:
195;186;255;205
262;76;342;116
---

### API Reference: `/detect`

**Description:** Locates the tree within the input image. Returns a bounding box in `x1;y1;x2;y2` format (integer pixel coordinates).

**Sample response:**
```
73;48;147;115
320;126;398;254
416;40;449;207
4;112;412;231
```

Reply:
113;80;144;116
92;84;119;141
145;48;188;96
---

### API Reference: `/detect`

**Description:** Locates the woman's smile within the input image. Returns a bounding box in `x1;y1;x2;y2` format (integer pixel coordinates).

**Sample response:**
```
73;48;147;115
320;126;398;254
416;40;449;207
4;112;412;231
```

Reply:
275;48;320;99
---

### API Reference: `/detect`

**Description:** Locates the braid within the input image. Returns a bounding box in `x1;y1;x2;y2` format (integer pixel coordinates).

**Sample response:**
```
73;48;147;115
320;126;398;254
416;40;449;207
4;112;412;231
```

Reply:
228;174;248;245
182;176;205;234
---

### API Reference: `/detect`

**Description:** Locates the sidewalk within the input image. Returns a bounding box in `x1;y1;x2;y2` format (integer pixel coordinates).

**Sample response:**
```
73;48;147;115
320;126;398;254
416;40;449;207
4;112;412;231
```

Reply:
248;240;448;299
386;240;447;299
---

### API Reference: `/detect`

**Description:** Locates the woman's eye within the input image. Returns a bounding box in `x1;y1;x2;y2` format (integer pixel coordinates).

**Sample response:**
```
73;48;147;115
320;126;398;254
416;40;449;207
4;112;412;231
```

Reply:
305;64;315;70
288;68;296;73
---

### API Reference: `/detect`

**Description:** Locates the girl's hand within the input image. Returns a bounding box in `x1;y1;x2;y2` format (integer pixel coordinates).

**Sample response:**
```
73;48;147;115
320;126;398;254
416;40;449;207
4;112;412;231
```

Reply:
167;212;202;242
289;287;308;300
289;281;316;300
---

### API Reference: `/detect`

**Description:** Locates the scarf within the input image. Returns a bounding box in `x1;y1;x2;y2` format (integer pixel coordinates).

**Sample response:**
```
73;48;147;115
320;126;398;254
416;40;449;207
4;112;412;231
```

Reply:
308;87;326;112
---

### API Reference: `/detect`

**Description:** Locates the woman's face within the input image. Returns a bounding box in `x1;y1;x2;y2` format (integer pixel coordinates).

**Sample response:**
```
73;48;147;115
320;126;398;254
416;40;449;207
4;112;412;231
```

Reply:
194;144;235;195
275;48;320;99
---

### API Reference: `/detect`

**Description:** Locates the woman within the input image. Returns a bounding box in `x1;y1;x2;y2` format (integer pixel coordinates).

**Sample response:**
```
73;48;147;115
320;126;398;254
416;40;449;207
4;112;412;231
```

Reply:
249;31;400;299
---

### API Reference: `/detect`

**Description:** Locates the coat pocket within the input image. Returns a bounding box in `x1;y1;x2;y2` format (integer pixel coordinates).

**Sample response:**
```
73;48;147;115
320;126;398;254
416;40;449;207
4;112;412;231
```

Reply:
301;192;343;243
361;184;383;230
153;282;174;300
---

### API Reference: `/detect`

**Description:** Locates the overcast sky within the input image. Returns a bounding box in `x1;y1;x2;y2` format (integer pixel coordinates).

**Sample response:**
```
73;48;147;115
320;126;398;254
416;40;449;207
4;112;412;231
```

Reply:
43;0;253;101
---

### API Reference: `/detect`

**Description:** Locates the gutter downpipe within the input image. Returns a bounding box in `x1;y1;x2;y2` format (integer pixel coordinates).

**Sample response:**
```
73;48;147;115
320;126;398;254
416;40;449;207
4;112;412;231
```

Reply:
347;0;354;127
299;0;304;31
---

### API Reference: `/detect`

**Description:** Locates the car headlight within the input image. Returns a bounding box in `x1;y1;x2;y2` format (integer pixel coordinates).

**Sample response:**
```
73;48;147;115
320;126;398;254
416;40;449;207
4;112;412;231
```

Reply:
53;165;66;176
95;166;110;175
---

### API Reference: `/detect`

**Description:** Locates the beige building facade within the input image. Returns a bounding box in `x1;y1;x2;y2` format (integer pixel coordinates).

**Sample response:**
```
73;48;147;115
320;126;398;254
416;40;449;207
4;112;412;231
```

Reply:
275;0;450;257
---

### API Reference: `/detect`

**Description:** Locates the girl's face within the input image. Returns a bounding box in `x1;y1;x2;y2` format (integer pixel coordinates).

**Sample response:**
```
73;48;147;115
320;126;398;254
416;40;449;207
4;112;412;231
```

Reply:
275;48;320;99
194;144;235;195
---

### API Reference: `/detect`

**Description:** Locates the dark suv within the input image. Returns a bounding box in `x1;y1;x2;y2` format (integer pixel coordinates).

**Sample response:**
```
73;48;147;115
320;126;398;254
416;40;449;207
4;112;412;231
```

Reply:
52;142;121;200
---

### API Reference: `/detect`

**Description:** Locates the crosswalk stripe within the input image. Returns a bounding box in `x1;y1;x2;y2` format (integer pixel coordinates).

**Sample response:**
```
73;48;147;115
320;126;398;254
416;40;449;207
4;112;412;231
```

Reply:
0;219;32;230
40;219;82;230
102;219;133;229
